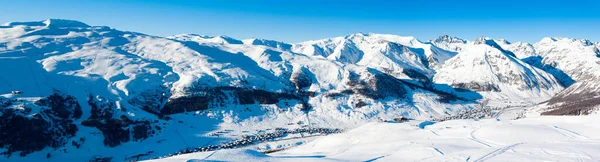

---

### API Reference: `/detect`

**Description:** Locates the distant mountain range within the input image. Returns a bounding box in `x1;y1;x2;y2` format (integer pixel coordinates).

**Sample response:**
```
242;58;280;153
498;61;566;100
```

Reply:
1;19;599;161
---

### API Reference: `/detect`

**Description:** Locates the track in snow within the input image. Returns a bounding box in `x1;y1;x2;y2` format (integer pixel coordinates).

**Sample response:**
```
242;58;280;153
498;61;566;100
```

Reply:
551;126;589;140
429;130;440;136
473;143;522;162
468;128;495;148
364;155;389;162
433;148;444;155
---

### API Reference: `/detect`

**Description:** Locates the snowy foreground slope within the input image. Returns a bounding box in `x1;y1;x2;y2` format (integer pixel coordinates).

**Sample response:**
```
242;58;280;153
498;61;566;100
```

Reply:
150;113;600;162
0;19;599;161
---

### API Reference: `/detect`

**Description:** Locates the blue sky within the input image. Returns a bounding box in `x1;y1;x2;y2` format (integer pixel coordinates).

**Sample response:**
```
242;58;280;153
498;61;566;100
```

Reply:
1;0;599;43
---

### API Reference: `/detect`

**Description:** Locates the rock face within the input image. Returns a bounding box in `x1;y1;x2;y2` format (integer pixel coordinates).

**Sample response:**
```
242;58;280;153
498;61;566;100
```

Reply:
542;76;600;115
430;34;467;52
343;69;409;100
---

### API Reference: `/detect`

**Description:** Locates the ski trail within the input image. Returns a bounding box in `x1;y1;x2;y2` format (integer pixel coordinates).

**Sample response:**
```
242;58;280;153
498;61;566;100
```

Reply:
433;148;444;155
198;151;217;161
552;125;589;140
473;143;522;162
468;128;494;148
468;137;492;148
364;154;389;162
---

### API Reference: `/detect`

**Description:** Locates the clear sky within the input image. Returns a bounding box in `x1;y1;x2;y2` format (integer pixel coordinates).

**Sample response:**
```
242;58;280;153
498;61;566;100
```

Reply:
1;0;599;43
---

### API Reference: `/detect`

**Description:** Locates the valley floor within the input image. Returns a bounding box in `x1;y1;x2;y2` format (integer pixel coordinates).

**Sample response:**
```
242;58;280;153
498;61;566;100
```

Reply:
147;113;600;161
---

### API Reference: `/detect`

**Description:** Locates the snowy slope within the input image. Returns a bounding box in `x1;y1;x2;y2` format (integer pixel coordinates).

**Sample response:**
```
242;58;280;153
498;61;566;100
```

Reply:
493;39;537;59
0;19;477;161
533;37;600;85
434;37;563;104
530;37;600;114
152;114;600;161
277;113;600;161
2;19;599;161
0;19;304;160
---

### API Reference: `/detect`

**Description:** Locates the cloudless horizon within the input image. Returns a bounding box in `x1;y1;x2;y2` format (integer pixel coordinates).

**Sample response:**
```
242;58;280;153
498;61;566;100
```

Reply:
1;0;600;43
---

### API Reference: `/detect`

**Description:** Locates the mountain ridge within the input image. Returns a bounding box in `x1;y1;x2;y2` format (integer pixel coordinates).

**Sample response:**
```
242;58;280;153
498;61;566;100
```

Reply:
1;19;599;161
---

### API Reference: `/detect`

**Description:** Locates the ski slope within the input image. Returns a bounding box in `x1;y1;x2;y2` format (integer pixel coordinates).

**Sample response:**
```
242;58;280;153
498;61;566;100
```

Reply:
150;113;600;161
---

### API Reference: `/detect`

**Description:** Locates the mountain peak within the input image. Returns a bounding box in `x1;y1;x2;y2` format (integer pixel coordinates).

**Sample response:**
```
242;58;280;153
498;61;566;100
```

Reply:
473;36;488;45
434;34;466;44
539;37;594;46
43;19;90;28
169;34;243;44
495;39;511;45
243;38;292;50
344;32;370;39
472;37;515;46
540;37;559;43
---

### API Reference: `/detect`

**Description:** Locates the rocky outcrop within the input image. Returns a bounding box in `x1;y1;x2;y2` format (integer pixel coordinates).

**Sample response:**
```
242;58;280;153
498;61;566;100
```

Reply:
334;70;408;100
541;77;600;115
82;95;157;147
290;67;313;90
128;87;170;117
161;86;302;115
0;91;80;157
452;82;501;92
35;92;83;119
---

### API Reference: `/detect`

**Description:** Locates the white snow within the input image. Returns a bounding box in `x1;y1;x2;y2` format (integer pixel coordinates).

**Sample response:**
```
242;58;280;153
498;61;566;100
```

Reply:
152;113;600;161
534;37;600;81
434;39;564;104
2;19;600;161
292;33;458;80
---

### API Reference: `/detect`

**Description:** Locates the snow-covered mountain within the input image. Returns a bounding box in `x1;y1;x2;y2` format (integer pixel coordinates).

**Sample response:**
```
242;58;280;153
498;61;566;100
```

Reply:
0;19;476;161
429;34;468;52
292;33;458;81
434;37;564;104
0;19;598;161
531;37;600;115
494;39;537;59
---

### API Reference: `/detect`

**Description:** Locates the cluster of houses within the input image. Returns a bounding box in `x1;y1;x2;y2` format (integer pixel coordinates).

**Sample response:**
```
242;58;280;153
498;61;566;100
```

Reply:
145;127;342;160
432;107;494;122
